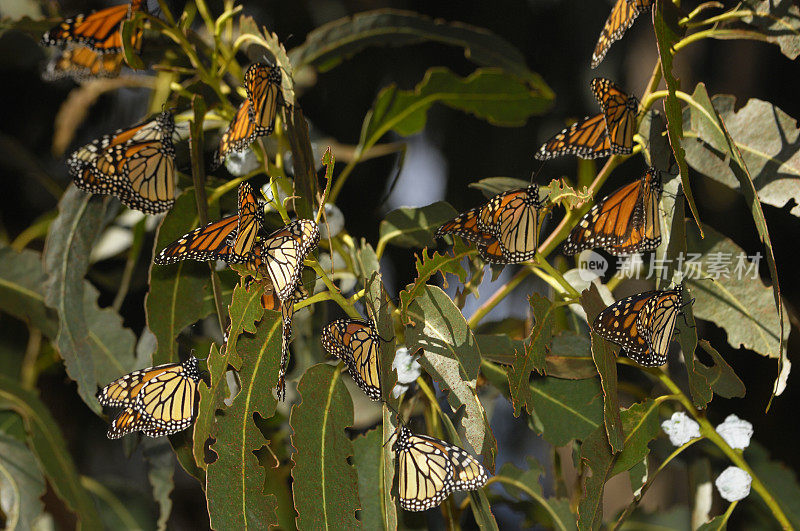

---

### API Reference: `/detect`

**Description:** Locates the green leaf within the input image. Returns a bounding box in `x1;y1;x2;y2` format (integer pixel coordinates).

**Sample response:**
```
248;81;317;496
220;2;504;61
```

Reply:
378;201;458;251
579;284;624;453
685;223;786;361
507;294;555;416
0;432;47;530
0;375;103;529
638;109;674;172
469;177;530;197
683;94;800;218
696;340;745;399
482;361;602;447
352;427;396;530
748;441;800;528
0;245;57;338
495;457;576;531
398;247;469;320
610;400;660;476
619;506;691;530
477;331;597;379
142;439;175;531
289;8;552;87
654;1;703;235
42;187;137;412
205;315;282;529
364;273;399;407
405;285;497;471
725;1;800;60
146;189;215;365
360;67;552;154
577;425;615;531
354;240;380;282
680;83;786;401
290;364;360;529
541;179;593;210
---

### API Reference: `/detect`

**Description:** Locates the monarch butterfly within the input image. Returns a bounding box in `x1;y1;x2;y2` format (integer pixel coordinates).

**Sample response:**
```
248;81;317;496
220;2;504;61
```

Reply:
563;168;662;256
592;0;654;69
153;182;263;264
436;185;546;264
41;0;143;54
392;425;489;511
592;283;686;366
42;46;124;82
214;64;282;167
247;220;320;301
535;77;638;160
97;356;201;438
68;110;176;214
321;319;382;401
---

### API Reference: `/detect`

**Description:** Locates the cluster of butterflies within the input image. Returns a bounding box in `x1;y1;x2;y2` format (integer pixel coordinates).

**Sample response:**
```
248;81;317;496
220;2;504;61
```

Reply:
63;0;677;513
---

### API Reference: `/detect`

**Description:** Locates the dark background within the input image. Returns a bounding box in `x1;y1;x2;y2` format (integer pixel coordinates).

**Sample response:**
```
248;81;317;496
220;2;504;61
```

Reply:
0;0;797;528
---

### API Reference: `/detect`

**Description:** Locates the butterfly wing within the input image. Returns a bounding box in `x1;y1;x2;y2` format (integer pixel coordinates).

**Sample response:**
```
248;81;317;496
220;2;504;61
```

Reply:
107;407;153;439
41;0;142;54
591;0;653;68
591;77;638;155
214;99;259;168
67;111;176;214
321;319;381;401
535;113;612;160
563;169;661;256
97;360;185;407
593;290;656;361
42;46;123;82
244;63;282;135
133;357;200;437
154;215;239;264
478;185;542;262
232;182;263;258
259;220;320;301
635;285;682;366
276;298;295;401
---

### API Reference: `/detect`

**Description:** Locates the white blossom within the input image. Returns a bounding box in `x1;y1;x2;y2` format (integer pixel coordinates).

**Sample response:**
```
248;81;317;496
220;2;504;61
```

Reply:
391;347;421;398
661;411;701;446
715;466;751;502
225;148;260;176
716;414;753;450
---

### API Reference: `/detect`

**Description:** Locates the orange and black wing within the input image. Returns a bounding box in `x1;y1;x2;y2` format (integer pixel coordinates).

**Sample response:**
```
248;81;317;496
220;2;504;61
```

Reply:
214;99;259;168
231;182;263;258
477;185;544;262
42;46;123;82
591;0;654;68
41;0;143;54
563;168;661;256
244;63;282;136
436;206;496;247
591;77;638;154
154;215;239;264
67;110;176;214
321;319;382;401
252;220;320;301
107;407;153;439
535;113;612;160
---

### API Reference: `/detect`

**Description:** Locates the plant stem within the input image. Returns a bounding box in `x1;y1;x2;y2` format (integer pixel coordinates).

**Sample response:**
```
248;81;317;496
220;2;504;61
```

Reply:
486;475;568;531
80;476;141;529
20;328;42;390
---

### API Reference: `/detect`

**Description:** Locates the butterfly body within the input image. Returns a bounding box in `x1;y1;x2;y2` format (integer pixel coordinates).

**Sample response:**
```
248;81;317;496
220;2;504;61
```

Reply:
536;78;637;160
97;356;200;438
593;283;685;366
68;110;177;214
393;426;489;511
248;220;320;301
321;319;382;401
563;168;662;256
437;185;545;264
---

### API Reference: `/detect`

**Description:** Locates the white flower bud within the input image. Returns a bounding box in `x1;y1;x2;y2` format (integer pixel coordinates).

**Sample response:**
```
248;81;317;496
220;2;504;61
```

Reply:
225;148;260;176
716;414;753;450
391;347;421;398
661;411;701;446
715;466;751;502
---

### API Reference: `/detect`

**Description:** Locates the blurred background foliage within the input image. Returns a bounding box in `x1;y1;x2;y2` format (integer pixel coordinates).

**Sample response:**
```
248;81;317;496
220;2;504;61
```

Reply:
0;0;799;529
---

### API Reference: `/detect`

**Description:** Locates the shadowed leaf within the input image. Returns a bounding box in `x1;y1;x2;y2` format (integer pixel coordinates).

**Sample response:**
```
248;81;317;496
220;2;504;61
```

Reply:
610;400;660;476
405;285;497;471
379;202;458;249
353;427;396;529
0;245;57;338
146;189;216;365
0;432;47;530
477;332;597;379
290;364;360;529
580;284;624;453
0;375;103;529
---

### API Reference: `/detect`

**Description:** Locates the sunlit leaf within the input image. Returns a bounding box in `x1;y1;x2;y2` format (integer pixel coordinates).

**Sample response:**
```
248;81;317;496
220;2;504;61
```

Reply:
683;95;800;218
720;1;800;60
0;375;103;529
290;364;360;529
205;315;282;529
610;400;660;476
405;285;497;471
398;246;468;321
